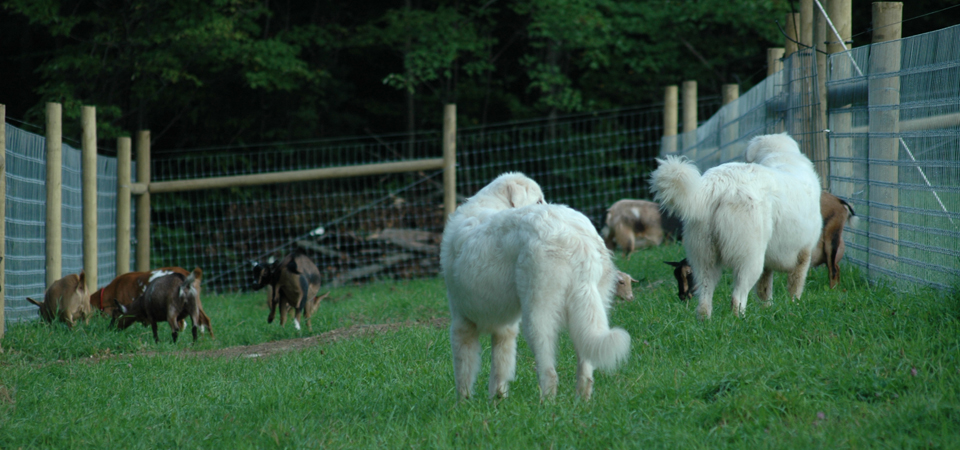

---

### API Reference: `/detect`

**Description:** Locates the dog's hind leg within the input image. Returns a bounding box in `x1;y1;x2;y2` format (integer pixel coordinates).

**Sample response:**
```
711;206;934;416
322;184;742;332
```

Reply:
451;317;481;399
522;308;561;400
576;357;595;401
694;264;721;320
488;322;519;399
787;248;813;300
731;256;764;317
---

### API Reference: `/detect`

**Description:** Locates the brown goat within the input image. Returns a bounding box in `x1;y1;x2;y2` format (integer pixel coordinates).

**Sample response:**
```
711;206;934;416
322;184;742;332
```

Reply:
601;199;681;259
91;267;214;338
664;259;695;301
251;249;327;330
812;191;858;289
615;271;639;302
27;271;91;327
114;268;203;343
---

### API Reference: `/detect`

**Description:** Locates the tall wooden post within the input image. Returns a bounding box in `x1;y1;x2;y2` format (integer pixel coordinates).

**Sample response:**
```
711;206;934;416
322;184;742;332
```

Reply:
442;104;457;224
829;0;854;200
663;85;679;155
767;48;785;76
682;80;697;160
82;106;97;294
0;105;6;345
815;0;830;188
800;0;814;50
721;84;740;162
46;103;62;286
116;137;132;275
785;13;801;57
135;131;150;272
868;2;902;274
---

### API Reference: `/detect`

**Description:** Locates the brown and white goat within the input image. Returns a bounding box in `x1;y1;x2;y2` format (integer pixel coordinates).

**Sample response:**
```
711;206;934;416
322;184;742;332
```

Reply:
615;271;639;302
812;191;858;289
601;199;681;259
27;271;92;327
114;268;203;343
251;250;328;331
91;267;214;338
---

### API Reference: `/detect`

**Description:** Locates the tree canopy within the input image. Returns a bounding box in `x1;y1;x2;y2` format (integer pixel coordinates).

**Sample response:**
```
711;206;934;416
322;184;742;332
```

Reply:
1;0;955;151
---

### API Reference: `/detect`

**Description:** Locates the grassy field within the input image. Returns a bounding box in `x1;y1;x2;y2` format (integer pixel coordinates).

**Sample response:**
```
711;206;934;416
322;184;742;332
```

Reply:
2;242;959;449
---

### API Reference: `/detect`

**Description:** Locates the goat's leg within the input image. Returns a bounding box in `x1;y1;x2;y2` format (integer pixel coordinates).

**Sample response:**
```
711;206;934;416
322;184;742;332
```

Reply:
488;322;519;399
151;322;160;343
576;356;595;401
451;317;481;399
294;275;309;331
755;268;774;306
787;249;813;300
267;285;280;324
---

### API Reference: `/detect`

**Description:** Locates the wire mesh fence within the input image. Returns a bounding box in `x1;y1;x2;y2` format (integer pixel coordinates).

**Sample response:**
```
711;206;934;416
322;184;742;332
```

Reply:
3;124;135;322
664;24;960;290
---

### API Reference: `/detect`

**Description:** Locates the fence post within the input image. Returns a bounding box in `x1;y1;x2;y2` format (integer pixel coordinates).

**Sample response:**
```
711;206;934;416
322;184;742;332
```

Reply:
721;84;739;162
815;1;829;189
0;105;6;346
116;137;131;276
662;85;678;155
767;48;785;76
867;2;902;275
46;103;62;286
785;12;800;57
682;80;697;161
82;106;97;294
443;104;457;225
135;131;150;272
829;0;854;201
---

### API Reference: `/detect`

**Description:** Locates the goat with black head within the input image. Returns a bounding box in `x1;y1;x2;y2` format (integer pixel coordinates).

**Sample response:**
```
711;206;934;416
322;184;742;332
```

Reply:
114;268;202;343
251;249;327;330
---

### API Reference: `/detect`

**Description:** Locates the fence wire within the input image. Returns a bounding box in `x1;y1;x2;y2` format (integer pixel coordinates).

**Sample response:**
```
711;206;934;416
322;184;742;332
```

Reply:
3;124;134;323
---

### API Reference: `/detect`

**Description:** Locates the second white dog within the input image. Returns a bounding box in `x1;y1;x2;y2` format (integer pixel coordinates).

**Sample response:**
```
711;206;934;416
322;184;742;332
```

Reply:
650;133;822;319
441;173;630;400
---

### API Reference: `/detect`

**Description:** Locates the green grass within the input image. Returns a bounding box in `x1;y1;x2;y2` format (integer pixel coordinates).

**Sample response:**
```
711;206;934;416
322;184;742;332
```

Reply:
2;242;960;449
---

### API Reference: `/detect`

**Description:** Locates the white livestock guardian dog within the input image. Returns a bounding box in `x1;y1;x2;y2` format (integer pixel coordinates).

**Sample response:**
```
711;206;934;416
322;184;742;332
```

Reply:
441;173;631;400
650;133;822;319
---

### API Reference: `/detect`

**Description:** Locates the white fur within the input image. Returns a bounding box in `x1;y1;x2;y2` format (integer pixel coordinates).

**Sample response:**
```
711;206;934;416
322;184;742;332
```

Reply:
650;133;822;319
441;172;630;400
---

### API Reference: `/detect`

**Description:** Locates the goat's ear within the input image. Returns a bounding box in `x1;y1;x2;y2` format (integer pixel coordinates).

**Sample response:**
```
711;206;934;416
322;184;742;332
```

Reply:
664;261;681;268
286;259;300;274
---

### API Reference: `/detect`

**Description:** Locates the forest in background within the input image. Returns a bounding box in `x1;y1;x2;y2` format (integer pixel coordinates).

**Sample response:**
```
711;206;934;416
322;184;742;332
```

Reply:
1;0;956;153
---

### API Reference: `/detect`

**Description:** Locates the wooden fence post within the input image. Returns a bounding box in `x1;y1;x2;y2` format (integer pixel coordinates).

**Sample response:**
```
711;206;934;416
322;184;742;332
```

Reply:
0;104;6;346
135;131;150;272
721;84;740;162
767;48;785;76
82;106;97;294
662;85;678;155
116;137;131;276
785;13;801;57
682;80;697;161
868;2;902;274
46;103;62;286
829;0;855;200
443;104;457;225
815;0;830;189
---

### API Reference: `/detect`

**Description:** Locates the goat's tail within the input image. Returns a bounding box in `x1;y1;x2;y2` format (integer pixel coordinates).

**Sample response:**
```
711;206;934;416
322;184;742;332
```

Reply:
649;155;705;223
838;197;860;228
567;286;631;370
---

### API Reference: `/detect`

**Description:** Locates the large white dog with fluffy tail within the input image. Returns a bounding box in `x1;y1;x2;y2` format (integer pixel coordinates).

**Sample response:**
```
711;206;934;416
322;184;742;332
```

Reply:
441;172;631;400
650;133;822;319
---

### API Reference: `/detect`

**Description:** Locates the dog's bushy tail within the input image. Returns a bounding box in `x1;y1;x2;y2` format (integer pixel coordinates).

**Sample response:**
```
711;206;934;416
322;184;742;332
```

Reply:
649;156;705;223
568;287;631;370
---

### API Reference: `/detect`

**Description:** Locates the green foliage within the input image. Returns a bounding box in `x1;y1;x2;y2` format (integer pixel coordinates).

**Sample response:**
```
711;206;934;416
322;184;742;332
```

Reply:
3;245;960;448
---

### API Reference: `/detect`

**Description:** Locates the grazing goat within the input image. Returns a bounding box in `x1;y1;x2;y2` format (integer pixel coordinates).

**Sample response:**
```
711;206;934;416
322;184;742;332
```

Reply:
812;192;858;289
114;268;203;343
615;271;639;302
90;267;214;338
601;199;681;259
27;271;91;327
251;249;326;331
664;259;695;301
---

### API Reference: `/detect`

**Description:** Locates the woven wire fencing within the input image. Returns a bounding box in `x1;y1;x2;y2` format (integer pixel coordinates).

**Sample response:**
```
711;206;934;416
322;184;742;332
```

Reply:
3;123;135;323
149;100;721;293
828;24;960;289
661;24;960;290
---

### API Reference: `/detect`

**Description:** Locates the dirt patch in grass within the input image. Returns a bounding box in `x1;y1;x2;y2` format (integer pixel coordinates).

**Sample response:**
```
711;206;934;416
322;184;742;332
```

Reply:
184;317;449;360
